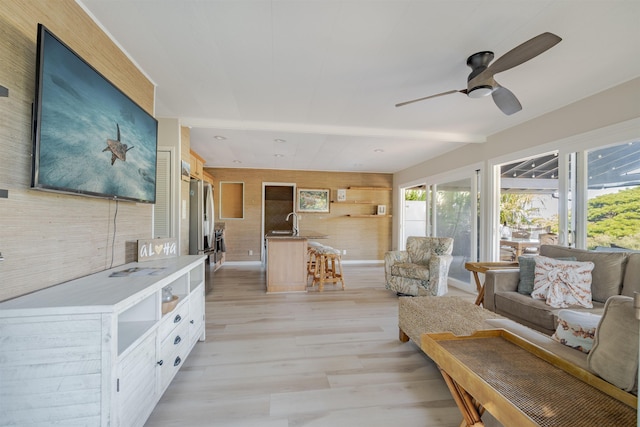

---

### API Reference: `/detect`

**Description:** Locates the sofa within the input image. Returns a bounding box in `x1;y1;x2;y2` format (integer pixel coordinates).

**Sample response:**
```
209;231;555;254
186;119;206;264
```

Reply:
485;294;639;401
384;236;453;296
484;244;640;335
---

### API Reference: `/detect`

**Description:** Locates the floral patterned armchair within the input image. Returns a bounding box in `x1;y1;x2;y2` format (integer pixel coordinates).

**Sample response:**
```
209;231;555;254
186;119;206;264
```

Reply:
384;236;454;296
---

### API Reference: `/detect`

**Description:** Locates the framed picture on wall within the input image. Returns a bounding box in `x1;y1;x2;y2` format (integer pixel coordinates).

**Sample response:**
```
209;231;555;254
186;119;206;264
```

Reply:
181;160;190;181
297;189;330;213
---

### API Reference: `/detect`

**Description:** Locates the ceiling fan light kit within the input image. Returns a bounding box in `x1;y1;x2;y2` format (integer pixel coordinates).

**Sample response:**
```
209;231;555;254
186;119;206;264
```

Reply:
467;85;493;98
396;32;562;115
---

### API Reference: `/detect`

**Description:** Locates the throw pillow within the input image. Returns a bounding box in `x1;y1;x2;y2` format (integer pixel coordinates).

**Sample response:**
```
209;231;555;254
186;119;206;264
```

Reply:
551;310;601;353
531;256;594;308
517;255;576;295
588;296;639;393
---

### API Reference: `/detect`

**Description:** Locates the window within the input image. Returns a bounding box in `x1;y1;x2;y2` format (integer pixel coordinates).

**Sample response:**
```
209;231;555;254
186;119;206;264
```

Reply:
497;152;560;260
585;141;640;250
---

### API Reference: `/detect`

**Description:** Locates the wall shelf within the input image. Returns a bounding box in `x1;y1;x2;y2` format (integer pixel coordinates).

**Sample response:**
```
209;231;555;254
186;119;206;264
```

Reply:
337;186;392;217
331;200;375;204
347;186;392;191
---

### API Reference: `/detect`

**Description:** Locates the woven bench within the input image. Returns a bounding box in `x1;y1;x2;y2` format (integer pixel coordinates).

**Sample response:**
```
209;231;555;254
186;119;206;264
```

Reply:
398;296;505;344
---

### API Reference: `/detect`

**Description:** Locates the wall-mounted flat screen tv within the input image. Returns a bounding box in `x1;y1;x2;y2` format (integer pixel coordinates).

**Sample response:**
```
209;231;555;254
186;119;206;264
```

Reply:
31;24;158;204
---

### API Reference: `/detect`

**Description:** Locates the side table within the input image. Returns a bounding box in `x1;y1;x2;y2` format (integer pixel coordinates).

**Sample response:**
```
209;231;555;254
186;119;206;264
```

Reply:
464;262;519;306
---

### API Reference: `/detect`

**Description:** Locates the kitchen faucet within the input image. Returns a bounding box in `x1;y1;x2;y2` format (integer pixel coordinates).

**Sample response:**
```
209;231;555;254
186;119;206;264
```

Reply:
286;212;299;235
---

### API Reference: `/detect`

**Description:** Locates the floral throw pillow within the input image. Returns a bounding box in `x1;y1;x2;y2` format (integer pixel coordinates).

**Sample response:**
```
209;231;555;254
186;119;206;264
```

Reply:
551;310;601;353
531;256;595;308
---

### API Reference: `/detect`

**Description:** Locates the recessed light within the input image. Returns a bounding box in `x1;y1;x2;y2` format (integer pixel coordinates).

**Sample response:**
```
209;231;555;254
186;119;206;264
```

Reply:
274;139;286;143
233;160;242;164
373;149;384;153
274;154;284;158
214;135;226;140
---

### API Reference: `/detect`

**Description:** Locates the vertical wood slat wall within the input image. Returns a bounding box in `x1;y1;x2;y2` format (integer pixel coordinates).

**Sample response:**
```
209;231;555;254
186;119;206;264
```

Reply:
208;168;393;262
0;0;155;301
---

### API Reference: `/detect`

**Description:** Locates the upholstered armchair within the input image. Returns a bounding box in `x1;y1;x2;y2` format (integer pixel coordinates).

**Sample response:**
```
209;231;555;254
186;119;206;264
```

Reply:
384;236;454;296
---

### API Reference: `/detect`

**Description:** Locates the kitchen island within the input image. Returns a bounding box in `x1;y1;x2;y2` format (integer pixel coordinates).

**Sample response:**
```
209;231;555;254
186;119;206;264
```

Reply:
265;230;328;293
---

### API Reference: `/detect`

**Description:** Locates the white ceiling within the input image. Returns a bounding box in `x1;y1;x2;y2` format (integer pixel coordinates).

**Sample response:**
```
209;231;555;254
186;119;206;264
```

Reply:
79;0;640;173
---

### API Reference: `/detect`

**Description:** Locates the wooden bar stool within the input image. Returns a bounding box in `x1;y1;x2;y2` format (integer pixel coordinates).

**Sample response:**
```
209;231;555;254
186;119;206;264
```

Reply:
311;246;345;292
306;242;324;283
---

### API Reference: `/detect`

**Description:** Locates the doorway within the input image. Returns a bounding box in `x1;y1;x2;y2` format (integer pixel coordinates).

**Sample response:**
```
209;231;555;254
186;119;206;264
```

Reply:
261;182;296;260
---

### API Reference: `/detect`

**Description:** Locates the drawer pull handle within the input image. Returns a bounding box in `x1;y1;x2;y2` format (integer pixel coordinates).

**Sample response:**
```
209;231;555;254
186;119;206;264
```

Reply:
190;320;194;324
174;314;182;323
157;360;163;366
174;356;181;367
174;335;182;345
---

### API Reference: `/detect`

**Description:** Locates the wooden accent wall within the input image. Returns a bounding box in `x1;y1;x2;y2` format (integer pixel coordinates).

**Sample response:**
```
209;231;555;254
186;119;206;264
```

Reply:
0;1;155;301
207;168;393;261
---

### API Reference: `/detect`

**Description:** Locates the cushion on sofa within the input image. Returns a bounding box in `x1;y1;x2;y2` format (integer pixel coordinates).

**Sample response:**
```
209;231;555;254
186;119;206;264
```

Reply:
551;310;601;353
390;263;430;281
517;255;576;295
494;292;559;332
621;253;640;297
494;291;606;334
587;296;639;393
531;257;594;308
540;245;627;303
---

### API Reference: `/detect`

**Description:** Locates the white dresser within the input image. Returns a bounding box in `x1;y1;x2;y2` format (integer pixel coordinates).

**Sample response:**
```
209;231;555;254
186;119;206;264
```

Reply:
0;255;206;427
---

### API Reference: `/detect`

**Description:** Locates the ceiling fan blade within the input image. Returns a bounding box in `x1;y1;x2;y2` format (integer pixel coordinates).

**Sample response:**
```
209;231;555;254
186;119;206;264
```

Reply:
487;32;562;76
492;84;522;115
395;89;466;107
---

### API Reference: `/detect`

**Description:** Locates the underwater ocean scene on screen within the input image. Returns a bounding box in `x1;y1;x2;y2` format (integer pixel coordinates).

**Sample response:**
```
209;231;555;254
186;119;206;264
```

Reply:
36;29;157;203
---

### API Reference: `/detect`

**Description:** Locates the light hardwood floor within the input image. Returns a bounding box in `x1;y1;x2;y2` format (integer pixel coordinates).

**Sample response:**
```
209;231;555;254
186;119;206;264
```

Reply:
145;263;476;427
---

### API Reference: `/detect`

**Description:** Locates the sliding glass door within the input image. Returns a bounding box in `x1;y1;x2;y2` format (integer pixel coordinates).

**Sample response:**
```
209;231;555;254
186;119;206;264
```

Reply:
434;178;474;283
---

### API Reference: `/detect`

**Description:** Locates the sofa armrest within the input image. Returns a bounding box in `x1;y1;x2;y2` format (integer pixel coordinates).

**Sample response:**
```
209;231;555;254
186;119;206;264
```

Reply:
484;269;520;311
384;250;409;283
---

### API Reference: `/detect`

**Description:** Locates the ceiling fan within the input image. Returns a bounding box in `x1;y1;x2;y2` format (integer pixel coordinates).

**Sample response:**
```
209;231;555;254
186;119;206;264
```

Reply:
396;32;562;115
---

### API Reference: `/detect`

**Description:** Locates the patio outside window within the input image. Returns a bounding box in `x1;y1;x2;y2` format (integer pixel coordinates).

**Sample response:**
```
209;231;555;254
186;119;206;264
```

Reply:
498;152;560;260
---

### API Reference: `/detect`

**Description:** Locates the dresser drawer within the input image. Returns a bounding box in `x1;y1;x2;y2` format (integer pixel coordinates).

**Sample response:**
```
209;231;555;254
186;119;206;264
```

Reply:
160;317;189;357
159;301;189;341
159;320;189;391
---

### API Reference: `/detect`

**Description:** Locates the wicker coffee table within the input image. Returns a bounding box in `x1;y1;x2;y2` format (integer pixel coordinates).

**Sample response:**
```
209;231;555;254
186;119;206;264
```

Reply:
398;296;504;344
422;330;636;427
